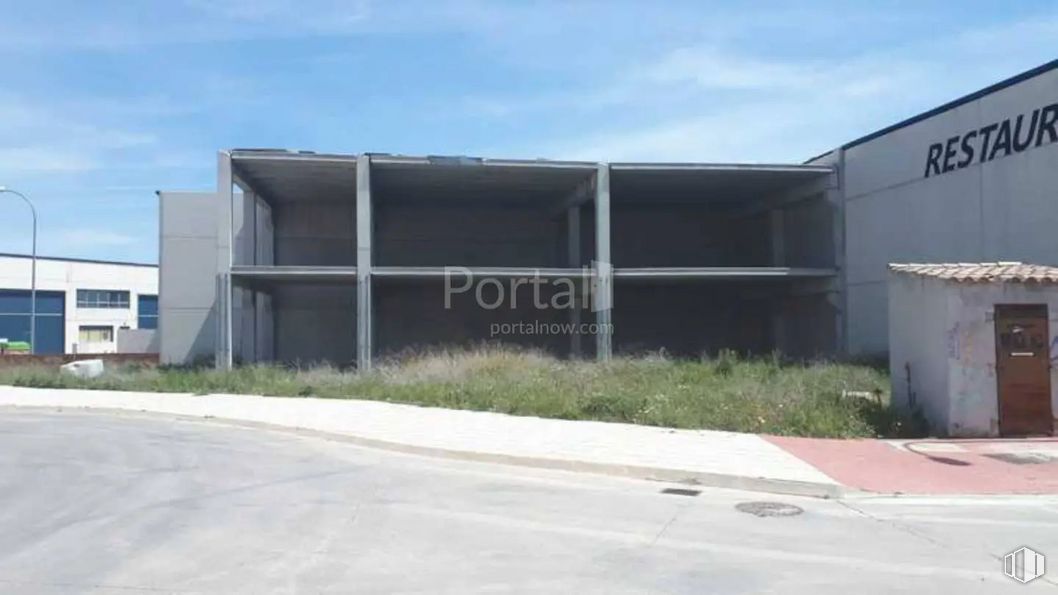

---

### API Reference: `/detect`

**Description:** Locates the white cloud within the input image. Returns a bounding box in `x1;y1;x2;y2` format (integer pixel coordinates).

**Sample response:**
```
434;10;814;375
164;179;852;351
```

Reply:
505;12;1057;163
0;0;373;50
0;148;99;173
0;94;159;176
641;48;821;90
548;101;848;163
56;229;138;249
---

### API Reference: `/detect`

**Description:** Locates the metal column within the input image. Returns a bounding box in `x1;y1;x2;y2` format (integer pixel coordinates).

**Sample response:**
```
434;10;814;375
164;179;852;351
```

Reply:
594;164;613;361
356;154;373;371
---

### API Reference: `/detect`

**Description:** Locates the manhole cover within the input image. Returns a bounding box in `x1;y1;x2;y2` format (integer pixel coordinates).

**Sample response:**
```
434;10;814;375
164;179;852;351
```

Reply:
735;501;803;517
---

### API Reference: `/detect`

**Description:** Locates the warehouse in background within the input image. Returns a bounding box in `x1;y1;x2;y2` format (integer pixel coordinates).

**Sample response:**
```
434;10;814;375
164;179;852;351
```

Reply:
157;58;1057;368
816;58;1058;356
0;254;159;355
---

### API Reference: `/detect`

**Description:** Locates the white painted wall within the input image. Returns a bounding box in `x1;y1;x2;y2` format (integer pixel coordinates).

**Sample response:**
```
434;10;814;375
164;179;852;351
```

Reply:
888;273;952;432
116;328;160;354
158;191;220;365
0;255;158;354
889;272;1058;437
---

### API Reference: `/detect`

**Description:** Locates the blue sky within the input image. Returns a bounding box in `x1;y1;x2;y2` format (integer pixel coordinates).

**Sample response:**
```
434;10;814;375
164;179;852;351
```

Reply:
1;1;1056;263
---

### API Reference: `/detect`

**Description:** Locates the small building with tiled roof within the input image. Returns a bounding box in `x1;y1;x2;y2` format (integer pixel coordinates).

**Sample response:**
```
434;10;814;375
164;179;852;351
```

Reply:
889;263;1058;437
889;263;1058;284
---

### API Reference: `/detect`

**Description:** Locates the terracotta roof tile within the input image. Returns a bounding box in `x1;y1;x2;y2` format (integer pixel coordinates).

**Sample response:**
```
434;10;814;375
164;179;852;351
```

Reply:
889;262;1058;283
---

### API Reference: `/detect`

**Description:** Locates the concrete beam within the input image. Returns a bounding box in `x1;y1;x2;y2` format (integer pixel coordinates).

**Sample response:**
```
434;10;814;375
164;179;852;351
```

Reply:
729;173;837;219
357;154;373;371
230;150;360;164
231;265;358;282
609;162;834;174
232;173;251;194
548;177;594;218
369;154;598;170
612;267;837;280
371;267;585;279
230;169;276;211
594;164;612;361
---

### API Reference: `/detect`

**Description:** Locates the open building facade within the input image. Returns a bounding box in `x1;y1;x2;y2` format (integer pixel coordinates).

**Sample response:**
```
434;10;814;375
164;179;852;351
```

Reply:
159;59;1058;369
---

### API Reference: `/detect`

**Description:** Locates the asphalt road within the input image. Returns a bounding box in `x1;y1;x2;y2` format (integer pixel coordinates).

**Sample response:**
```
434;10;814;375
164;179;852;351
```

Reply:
0;410;1054;594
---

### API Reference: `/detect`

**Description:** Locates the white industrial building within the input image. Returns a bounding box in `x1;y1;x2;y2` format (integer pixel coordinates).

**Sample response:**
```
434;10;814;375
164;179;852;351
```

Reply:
817;59;1058;357
0;254;159;354
156;59;1058;371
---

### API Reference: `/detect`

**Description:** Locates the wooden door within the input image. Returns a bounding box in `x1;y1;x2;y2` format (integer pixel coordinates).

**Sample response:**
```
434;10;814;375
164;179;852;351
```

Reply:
995;304;1053;436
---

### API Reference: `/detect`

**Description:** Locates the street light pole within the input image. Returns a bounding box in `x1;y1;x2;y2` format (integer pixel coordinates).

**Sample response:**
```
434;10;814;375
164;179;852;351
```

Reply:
0;187;38;355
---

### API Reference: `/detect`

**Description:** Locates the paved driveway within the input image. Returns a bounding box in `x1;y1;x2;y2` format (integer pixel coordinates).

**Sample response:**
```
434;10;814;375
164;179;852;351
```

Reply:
0;410;1053;593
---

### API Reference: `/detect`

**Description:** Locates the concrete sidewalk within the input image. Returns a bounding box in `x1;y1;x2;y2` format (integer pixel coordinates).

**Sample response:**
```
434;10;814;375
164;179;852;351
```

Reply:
0;386;841;498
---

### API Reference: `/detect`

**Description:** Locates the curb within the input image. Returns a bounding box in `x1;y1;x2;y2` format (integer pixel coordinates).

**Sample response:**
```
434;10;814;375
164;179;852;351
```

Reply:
1;403;847;499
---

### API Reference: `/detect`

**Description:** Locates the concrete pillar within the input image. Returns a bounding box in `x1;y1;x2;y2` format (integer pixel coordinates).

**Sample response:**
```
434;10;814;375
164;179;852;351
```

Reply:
238;185;256;363
216;151;234;370
594;164;613;361
567;205;582;357
356;154;373;371
770;209;786;353
770;209;785;267
832;150;848;355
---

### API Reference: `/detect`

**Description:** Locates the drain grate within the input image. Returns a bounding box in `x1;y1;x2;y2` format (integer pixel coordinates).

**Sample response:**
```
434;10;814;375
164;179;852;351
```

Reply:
735;501;803;517
660;487;702;497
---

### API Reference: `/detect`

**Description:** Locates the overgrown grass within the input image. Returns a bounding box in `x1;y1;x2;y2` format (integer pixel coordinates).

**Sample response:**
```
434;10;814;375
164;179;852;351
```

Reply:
0;347;918;438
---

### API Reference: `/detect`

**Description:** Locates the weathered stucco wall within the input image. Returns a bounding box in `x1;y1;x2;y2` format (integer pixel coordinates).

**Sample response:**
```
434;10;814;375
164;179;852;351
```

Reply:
890;272;1058;437
947;283;1058;436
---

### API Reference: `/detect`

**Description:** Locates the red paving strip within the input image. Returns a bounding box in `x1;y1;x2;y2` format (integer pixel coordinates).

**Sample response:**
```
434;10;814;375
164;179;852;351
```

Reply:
764;435;1058;495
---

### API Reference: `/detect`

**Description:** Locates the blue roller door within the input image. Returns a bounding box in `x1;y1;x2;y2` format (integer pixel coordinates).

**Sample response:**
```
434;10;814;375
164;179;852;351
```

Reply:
0;290;65;354
138;294;158;330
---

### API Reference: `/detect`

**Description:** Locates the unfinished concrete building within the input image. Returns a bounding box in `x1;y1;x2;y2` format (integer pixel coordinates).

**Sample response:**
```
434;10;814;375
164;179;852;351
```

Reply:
158;60;1058;369
159;151;840;368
